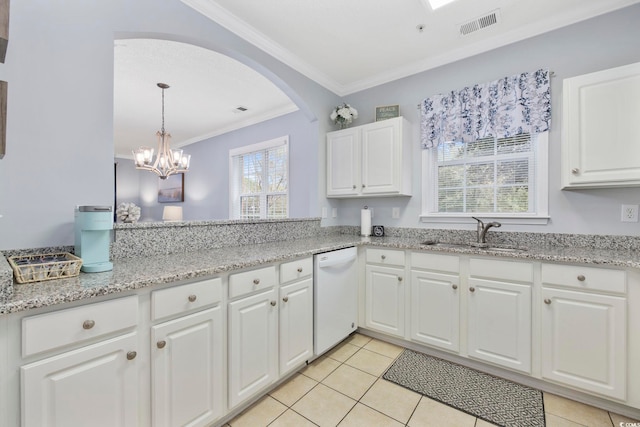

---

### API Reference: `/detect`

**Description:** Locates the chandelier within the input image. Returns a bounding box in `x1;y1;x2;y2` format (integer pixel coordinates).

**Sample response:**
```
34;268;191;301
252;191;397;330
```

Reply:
132;83;190;179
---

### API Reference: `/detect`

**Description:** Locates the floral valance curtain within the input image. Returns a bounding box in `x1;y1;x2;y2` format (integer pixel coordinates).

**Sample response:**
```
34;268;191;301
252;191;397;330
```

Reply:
420;69;551;149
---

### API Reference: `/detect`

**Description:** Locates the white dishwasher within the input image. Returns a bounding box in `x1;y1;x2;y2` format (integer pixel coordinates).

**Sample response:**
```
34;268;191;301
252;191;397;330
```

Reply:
313;246;358;356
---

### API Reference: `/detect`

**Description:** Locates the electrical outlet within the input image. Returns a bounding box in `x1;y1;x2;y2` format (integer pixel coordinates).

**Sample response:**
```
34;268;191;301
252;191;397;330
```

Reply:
332;207;337;218
392;207;400;219
621;204;639;222
321;207;327;218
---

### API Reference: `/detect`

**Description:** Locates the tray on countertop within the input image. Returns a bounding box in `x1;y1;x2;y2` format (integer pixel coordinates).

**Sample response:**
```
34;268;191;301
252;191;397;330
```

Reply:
8;252;82;284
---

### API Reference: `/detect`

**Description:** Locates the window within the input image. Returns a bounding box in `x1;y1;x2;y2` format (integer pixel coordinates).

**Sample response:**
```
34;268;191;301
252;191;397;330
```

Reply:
229;136;288;220
421;132;548;224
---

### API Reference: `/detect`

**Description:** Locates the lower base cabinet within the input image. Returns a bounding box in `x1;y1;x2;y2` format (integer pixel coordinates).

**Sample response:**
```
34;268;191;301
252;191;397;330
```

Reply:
365;264;405;337
228;288;279;409
21;332;139;427
541;287;627;400
279;277;313;376
151;306;224;427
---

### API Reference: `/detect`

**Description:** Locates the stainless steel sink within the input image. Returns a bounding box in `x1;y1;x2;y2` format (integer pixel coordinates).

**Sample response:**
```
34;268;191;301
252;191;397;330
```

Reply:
421;241;527;252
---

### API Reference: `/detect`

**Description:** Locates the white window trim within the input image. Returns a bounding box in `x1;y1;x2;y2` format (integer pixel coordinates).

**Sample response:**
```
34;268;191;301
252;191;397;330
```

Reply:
228;135;289;219
420;132;549;225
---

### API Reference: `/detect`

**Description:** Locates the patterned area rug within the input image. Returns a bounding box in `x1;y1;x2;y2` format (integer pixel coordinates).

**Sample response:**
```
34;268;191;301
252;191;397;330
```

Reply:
383;350;545;427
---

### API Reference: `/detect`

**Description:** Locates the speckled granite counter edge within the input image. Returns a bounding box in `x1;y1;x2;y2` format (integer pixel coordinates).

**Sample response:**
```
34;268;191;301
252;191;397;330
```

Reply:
3;233;640;316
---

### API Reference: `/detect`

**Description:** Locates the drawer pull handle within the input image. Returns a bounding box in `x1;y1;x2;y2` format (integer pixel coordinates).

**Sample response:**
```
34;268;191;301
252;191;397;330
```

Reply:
188;294;197;302
469;287;476;293
157;340;167;349
82;320;95;330
283;296;289;303
381;255;386;260
270;300;277;307
253;279;260;285
544;298;552;305
571;168;580;175
577;275;586;282
297;267;303;273
452;284;458;290
397;276;403;282
126;351;137;360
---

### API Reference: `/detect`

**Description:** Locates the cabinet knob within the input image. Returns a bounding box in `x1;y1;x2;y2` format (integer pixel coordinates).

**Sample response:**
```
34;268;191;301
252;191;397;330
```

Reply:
452;284;458;290
397;276;403;282
577;274;586;282
352;185;356;189
82;320;95;330
297;267;303;273
571;168;580;175
283;296;289;303
253;278;260;285
469;287;476;293
362;184;366;188
157;340;167;349
188;294;197;302
126;351;137;360
270;300;277;307
544;298;552;305
381;255;386;260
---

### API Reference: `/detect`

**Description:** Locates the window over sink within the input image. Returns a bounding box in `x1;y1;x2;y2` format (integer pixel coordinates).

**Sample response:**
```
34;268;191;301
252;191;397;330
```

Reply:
421;132;549;224
229;136;289;220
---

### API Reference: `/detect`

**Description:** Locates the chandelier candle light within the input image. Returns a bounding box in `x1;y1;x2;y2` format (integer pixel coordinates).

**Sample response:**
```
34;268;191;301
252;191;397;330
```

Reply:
133;83;191;179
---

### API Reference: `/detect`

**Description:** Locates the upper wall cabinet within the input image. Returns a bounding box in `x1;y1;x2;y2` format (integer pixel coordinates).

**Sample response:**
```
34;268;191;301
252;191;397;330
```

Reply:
326;117;412;198
562;61;640;189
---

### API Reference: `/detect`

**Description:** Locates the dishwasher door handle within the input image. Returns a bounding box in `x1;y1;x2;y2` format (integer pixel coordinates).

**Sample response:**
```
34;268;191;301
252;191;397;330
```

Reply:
317;251;357;269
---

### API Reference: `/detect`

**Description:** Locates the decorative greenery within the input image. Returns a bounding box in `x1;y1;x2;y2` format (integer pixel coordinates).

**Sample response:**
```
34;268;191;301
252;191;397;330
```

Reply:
330;103;358;128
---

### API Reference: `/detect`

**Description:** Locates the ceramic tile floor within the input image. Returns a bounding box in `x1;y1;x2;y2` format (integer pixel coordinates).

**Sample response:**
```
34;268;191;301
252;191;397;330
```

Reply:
226;334;640;427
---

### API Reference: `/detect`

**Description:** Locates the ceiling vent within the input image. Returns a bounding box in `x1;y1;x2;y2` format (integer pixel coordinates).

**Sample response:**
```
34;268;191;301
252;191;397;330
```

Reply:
459;9;501;36
233;106;248;113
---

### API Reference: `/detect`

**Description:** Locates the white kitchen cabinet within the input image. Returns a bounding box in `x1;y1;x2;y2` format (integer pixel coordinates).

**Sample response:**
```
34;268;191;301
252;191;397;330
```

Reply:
562;61;640;189
467;259;532;373
410;252;460;352
228;287;278;409
279;277;313;376
365;263;405;338
410;270;460;352
21;332;139;427
541;264;627;400
326;117;412;197
151;278;224;427
151;307;223;427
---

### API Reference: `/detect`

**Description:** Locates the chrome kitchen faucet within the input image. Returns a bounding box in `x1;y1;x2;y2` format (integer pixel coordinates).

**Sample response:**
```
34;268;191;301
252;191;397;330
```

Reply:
472;217;502;244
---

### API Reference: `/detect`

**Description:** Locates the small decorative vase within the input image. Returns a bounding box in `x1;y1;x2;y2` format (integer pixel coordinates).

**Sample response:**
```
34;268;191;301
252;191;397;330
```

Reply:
337;120;351;129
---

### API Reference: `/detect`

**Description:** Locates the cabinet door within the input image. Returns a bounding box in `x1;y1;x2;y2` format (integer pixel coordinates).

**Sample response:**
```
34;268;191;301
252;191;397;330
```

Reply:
361;119;400;194
562;61;640;188
228;288;278;409
21;333;138;427
541;287;626;400
467;278;531;373
365;264;405;337
410;270;460;352
152;306;224;427
327;128;360;196
279;277;313;376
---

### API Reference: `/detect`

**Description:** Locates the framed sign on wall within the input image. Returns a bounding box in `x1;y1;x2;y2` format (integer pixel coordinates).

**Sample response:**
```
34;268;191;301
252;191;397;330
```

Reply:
375;105;400;121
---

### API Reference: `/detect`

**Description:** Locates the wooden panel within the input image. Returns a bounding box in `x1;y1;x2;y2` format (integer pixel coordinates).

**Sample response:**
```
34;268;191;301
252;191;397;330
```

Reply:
0;0;8;63
228;265;276;299
541;263;626;294
0;81;6;159
365;247;405;266
279;257;312;284
22;296;138;357
151;277;222;321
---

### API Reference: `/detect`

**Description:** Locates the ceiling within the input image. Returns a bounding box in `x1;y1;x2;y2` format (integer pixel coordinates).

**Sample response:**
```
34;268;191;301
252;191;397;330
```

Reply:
113;39;298;158
115;0;639;158
183;0;638;95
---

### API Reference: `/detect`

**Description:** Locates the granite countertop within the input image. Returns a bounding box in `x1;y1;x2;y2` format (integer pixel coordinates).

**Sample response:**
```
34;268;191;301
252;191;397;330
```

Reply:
2;234;640;315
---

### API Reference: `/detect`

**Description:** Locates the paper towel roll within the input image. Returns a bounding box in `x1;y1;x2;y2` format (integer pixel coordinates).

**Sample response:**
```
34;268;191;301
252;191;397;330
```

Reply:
361;208;372;237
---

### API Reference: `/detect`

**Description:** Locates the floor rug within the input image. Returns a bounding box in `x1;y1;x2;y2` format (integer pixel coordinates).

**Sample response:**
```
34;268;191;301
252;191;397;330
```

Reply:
383;349;545;427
